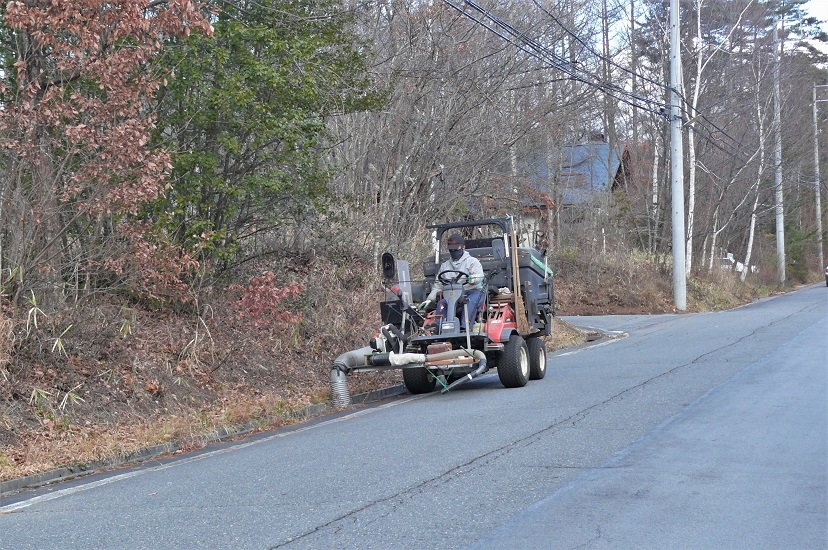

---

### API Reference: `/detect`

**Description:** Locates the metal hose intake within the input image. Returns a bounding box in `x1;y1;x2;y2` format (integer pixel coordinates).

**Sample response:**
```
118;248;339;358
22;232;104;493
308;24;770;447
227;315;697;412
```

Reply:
330;346;374;408
441;354;488;393
330;367;350;408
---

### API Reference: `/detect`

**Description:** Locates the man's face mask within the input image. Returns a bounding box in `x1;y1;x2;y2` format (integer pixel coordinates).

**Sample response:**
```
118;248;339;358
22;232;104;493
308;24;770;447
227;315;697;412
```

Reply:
449;249;464;261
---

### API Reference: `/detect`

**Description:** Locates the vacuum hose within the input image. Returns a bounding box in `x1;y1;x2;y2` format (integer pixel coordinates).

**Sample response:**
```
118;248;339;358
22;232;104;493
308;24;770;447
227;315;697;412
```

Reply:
330;347;488;407
330;368;350;408
368;348;485;367
330;346;374;408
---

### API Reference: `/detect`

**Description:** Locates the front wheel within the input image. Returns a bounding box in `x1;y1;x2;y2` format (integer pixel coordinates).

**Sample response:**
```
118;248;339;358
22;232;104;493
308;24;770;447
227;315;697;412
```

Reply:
403;367;436;394
498;334;529;388
527;337;547;380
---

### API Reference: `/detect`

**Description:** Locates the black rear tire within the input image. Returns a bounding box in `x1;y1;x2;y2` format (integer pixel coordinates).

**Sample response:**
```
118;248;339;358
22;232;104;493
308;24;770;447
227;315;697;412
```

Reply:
527;337;547;380
403;367;436;394
498;334;529;388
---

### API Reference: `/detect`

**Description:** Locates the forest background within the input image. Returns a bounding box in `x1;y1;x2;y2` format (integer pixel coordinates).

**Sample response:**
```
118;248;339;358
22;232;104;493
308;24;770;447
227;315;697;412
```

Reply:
0;0;825;483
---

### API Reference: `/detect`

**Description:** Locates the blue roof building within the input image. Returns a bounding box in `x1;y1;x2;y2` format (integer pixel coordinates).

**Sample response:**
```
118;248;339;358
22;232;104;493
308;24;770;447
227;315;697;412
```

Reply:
523;134;630;207
557;137;629;205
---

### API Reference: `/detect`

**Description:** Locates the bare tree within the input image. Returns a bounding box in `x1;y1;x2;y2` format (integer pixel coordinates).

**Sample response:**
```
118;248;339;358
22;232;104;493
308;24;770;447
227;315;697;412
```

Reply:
326;1;594;256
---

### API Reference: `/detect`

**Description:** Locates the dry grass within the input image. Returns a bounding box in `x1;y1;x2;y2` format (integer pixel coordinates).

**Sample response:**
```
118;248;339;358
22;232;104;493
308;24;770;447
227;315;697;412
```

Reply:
686;269;764;311
0;307;12;378
0;389;334;481
545;317;588;351
553;248;674;315
551;247;786;315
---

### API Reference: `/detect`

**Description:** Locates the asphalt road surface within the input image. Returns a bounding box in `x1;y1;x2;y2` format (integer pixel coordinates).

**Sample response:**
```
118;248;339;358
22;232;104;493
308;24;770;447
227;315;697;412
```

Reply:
1;285;826;549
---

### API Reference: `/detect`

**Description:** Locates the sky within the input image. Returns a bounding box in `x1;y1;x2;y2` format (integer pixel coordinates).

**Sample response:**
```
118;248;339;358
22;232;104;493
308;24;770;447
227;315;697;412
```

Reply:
804;0;827;21
803;0;828;55
804;0;828;34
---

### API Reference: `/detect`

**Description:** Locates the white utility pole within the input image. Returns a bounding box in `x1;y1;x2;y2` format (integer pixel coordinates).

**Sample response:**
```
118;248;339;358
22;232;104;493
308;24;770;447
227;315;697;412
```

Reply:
773;18;786;283
813;83;826;272
669;0;686;310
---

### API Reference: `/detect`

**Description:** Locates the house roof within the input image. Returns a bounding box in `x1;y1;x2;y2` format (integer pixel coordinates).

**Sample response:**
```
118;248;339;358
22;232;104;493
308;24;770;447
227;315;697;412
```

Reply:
523;138;627;206
557;140;625;205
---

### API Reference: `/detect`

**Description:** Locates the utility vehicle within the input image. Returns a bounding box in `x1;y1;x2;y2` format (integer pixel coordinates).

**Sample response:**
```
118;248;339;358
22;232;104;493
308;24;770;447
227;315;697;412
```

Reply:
329;216;555;405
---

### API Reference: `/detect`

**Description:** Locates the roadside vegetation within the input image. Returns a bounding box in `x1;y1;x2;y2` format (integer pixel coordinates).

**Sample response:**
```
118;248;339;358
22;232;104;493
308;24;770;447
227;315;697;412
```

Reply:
0;1;825;484
0;247;813;483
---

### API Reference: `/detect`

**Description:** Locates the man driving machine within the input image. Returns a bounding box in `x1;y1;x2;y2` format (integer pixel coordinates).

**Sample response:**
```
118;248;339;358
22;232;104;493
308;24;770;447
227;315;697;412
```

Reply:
418;233;485;330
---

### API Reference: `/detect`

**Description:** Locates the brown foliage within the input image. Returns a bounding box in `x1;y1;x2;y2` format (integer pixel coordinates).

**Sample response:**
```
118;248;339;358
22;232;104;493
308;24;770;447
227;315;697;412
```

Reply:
0;1;212;306
3;0;211;213
101;221;201;303
229;272;304;330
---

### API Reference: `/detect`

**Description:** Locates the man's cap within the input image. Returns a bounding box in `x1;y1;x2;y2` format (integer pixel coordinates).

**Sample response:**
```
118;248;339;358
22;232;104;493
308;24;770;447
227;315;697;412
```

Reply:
447;233;465;250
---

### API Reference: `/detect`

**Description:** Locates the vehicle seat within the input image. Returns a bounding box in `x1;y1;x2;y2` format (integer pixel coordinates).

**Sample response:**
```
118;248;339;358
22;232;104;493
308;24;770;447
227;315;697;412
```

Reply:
485;238;512;303
492;237;505;260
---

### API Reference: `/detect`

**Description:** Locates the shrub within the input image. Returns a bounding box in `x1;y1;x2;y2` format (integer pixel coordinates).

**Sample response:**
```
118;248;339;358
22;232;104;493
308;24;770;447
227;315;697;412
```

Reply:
229;272;304;330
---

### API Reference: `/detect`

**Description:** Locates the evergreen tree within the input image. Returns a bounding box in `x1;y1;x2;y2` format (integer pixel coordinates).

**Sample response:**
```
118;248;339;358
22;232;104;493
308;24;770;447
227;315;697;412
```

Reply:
153;0;383;268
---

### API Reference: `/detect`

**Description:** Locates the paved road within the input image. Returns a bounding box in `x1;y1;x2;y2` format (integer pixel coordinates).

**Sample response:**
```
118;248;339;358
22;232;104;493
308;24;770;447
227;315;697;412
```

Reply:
1;285;826;549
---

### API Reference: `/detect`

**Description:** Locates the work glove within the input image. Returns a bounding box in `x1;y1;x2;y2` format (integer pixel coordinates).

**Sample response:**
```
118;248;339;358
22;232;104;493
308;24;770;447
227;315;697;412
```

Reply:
417;299;432;312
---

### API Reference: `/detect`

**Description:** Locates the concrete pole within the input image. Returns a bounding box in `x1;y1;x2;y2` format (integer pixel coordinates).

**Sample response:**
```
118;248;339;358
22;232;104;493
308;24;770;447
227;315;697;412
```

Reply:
773;19;786;283
814;84;825;272
670;0;686;310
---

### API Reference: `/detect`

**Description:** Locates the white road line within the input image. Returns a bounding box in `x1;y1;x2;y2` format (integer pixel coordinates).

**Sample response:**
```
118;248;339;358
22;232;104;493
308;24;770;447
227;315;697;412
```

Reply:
0;393;429;513
555;332;627;356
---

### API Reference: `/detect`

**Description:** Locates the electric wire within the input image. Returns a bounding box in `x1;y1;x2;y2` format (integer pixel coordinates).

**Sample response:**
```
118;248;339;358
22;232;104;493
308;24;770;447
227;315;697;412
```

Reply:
530;0;672;94
443;0;671;120
452;0;744;159
448;0;674;118
444;0;756;161
529;0;756;161
212;0;756;161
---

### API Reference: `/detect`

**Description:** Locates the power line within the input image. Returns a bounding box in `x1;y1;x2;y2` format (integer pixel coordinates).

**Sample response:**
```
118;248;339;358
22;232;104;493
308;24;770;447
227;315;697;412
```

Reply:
530;0;671;95
443;0;671;120
444;0;757;161
529;0;755;160
532;0;758;161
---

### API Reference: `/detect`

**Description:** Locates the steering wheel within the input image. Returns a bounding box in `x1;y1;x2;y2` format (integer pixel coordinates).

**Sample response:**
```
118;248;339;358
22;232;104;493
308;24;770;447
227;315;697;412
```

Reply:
437;269;467;285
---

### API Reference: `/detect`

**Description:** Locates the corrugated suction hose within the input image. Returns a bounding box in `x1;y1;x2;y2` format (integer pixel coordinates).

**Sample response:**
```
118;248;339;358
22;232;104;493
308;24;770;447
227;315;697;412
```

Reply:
329;346;374;408
330;367;350;408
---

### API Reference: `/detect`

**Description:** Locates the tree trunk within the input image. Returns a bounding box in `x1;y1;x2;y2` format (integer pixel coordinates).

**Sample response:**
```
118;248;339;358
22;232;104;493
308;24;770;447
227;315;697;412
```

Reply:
742;86;769;282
